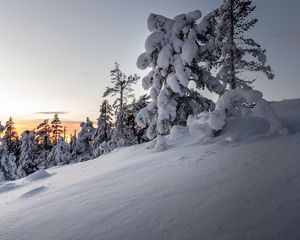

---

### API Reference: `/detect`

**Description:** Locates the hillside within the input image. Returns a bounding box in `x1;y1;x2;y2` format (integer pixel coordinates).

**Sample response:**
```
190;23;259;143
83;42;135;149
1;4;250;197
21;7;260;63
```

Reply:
0;99;300;240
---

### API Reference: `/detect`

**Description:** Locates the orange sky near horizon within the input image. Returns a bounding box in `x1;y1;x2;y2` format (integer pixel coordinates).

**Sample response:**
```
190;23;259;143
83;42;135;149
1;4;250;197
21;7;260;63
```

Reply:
13;119;81;139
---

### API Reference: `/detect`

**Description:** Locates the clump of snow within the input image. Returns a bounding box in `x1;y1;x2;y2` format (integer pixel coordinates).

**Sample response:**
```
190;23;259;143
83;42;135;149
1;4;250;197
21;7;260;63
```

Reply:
208;109;226;131
188;112;213;138
145;138;157;149
144;32;164;54
167;73;181;94
224;136;235;142
136;53;151;70
187;10;202;21
181;40;198;64
169;125;188;140
147;13;173;33
157;44;173;68
155;135;167;152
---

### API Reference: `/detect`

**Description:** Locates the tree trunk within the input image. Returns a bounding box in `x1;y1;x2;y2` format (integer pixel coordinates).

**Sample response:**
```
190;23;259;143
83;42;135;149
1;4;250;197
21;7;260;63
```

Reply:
229;0;236;89
118;86;124;135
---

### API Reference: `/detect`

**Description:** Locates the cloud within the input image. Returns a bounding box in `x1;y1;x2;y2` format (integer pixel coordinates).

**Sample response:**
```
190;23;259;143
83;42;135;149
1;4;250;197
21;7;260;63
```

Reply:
34;111;69;115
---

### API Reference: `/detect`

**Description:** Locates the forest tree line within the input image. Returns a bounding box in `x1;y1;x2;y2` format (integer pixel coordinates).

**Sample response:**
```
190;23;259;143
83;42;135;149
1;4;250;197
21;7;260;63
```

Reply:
0;63;151;181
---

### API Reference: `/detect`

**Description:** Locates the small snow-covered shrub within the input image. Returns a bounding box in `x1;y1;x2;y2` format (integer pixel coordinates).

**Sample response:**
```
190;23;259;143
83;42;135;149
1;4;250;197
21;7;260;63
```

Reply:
188;89;288;138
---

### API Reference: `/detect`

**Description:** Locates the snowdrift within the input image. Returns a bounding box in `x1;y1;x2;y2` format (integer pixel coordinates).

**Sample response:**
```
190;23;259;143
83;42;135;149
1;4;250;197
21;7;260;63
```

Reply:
0;99;300;240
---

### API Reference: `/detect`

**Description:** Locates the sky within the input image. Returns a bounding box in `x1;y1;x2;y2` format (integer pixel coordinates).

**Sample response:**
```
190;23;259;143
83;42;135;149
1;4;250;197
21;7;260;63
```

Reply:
0;0;299;134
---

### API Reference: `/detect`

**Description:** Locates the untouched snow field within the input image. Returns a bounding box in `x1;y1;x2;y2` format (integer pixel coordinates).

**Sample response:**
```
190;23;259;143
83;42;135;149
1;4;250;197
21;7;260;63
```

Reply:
1;99;300;240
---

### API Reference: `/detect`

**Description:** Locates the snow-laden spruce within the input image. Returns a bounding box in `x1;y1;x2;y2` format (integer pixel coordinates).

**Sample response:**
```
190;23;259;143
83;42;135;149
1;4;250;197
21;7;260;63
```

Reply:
136;10;225;150
0;117;19;180
18;131;39;178
47;138;72;167
36;119;52;166
92;100;113;157
73;117;95;162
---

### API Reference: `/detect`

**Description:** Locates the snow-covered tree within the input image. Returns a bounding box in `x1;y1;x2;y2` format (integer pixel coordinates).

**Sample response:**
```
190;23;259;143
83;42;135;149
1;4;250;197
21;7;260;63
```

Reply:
103;62;139;146
93;100;113;156
69;130;77;153
121;108;139;146
18;130;39;177
130;95;150;143
73;117;95;161
2;117;19;155
51;114;63;145
36;119;53;166
131;94;150;115
0;117;19;180
0;121;5;136
136;11;225;144
0;152;18;180
47;138;72;167
214;0;274;89
96;141;116;156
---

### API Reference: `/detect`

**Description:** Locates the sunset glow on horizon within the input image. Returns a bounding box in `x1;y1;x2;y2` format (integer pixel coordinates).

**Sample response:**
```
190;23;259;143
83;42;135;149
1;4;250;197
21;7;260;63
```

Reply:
4;118;81;140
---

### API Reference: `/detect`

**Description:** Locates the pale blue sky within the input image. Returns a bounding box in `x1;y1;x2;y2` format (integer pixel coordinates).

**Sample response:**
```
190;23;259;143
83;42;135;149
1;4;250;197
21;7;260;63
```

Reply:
0;0;299;123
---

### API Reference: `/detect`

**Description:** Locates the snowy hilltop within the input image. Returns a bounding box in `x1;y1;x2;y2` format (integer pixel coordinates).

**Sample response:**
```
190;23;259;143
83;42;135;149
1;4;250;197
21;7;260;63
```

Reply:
0;98;300;240
0;1;299;239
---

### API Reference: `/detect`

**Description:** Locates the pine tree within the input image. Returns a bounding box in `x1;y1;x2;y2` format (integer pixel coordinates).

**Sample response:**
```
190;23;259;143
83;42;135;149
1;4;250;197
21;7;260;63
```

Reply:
73;118;95;161
0;121;5;136
121;107;138;146
136;11;225;143
214;0;274;89
36;119;52;166
103;62;139;146
2;117;19;155
131;94;150;115
69;130;77;153
93;100;113;153
0;153;18;180
18;130;39;177
51;114;63;145
0;118;19;180
47;138;72;167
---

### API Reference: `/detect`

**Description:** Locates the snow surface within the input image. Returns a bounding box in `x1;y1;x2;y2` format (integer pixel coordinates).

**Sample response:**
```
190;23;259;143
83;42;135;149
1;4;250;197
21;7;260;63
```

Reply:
1;99;300;240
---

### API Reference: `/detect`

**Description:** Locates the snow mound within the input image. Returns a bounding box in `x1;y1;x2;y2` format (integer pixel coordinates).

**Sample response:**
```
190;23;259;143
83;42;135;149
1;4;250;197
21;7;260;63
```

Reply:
24;169;52;183
19;186;48;199
0;182;20;193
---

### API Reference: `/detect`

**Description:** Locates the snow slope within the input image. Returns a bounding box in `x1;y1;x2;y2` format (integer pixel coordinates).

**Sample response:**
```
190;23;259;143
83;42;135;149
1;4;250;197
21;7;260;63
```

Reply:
0;99;300;240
